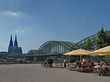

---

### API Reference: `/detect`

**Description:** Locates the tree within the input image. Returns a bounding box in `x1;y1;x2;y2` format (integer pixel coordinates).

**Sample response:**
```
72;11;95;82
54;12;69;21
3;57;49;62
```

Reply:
0;54;5;58
105;30;110;46
103;55;110;65
69;58;75;63
7;53;22;58
83;39;93;51
47;57;53;64
96;27;110;49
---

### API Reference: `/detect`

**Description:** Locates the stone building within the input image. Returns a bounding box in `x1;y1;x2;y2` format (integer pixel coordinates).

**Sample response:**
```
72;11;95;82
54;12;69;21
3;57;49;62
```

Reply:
8;35;22;54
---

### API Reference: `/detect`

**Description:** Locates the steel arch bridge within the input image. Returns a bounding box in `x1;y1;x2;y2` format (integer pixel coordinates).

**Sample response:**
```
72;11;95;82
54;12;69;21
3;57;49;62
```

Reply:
28;41;75;56
27;31;110;56
72;34;97;50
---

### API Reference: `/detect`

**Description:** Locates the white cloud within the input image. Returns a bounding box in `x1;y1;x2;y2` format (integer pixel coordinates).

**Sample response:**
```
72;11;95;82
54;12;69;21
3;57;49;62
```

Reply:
7;11;18;16
15;28;31;33
14;27;33;34
15;29;24;33
1;11;22;16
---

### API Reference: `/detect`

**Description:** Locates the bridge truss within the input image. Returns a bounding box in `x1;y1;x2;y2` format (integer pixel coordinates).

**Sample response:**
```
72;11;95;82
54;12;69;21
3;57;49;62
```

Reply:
27;31;110;56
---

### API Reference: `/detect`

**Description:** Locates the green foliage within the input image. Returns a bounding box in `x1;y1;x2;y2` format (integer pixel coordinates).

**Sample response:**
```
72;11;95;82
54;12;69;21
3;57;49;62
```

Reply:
69;58;75;63
85;57;90;62
96;27;110;49
103;55;110;65
0;54;5;58
61;55;66;59
47;58;53;64
53;56;58;59
7;53;22;58
83;39;93;51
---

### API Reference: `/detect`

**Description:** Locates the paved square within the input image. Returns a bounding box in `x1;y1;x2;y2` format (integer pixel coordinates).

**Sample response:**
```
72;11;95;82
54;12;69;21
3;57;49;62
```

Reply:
0;64;109;82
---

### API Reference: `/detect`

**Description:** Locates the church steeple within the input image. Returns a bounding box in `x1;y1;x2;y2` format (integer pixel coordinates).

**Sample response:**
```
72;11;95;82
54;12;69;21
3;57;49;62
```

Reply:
8;34;22;54
14;35;18;48
9;35;13;48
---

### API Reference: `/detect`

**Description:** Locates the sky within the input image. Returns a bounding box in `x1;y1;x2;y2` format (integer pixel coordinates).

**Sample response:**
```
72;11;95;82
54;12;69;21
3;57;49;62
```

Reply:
0;0;110;53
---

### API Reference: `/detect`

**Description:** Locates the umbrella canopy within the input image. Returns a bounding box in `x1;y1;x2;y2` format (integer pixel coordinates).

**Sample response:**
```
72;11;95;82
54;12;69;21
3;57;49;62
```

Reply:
64;49;91;56
64;49;92;61
90;46;110;56
91;53;105;56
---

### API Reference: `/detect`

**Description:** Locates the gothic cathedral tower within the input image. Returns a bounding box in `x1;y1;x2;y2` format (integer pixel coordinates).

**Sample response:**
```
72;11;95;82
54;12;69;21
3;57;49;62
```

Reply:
14;35;18;48
8;35;22;54
8;35;13;48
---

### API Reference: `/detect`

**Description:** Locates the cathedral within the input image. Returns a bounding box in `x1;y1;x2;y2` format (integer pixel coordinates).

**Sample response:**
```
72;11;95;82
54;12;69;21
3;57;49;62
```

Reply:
8;35;22;54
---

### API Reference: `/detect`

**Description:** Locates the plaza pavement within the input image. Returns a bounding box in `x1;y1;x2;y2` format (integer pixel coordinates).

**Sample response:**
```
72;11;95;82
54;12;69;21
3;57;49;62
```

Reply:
0;64;110;82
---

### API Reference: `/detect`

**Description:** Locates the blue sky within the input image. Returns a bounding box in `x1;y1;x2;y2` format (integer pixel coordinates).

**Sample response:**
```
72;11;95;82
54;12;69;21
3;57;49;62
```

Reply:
0;0;110;53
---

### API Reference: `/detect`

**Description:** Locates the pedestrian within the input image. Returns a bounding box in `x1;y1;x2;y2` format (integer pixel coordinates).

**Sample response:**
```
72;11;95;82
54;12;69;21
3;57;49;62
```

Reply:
63;58;67;67
82;58;85;63
27;58;29;62
3;57;6;64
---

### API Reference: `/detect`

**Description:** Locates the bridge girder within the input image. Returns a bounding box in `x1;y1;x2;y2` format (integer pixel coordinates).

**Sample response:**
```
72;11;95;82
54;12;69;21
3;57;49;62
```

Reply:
38;41;75;54
27;31;110;56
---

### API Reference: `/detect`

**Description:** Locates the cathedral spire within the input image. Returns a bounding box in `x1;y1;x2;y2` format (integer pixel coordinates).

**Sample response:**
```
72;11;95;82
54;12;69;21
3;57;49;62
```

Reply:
9;35;13;48
8;34;22;54
14;35;18;47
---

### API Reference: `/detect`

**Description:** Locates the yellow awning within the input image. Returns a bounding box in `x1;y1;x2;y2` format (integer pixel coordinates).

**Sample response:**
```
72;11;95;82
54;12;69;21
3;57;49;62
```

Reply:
64;49;92;61
64;49;91;56
90;46;110;56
